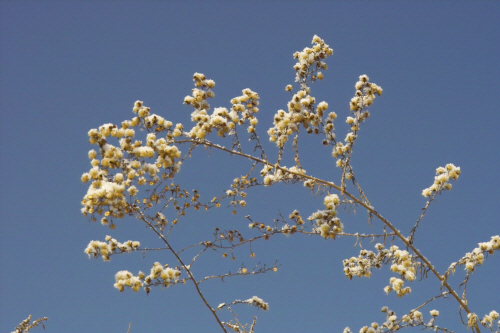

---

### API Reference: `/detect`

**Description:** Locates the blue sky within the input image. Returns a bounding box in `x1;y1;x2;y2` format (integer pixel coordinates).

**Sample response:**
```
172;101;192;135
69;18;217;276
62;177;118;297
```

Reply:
1;2;499;332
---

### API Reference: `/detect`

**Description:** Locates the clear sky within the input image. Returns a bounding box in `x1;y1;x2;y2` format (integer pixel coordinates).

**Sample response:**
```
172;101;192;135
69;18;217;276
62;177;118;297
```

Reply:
1;2;499;333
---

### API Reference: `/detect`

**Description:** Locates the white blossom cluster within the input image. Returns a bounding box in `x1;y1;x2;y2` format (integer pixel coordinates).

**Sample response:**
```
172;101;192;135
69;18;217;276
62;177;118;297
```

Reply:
114;261;181;293
244;296;269;311
267;35;333;148
84;235;140;261
308;194;343;239
447;235;500;273
422;163;461;197
347;306;435;333
481;310;500;329
333;75;382;172
343;244;418;298
261;164;307;186
183;72;215;111
293;34;333;85
183;75;260;139
81;100;184;227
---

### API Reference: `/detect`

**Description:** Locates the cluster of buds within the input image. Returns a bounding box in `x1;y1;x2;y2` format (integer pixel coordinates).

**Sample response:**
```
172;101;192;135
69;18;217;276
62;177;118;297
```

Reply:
84;236;140;261
293;34;333;84
343;244;419;292
114;270;143;292
384;277;411;298
11;315;48;333
401;310;424;325
131;100;173;131
422;163;461;197
333;75;382;169
350;75;383;112
81;180;127;225
308;194;343;239
82;100;184;227
244;296;269;311
481;310;500;328
288;209;305;225
267;98;330;148
266;35;332;148
249;221;276;238
184;79;260;139
183;72;215;111
227;176;256;208
113;262;182;293
449;235;500;273
230;88;260;129
261;164;307;186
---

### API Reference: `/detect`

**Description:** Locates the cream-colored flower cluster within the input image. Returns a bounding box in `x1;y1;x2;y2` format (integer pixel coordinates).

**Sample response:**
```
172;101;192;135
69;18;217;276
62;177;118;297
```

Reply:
401;310;424;325
261;164;307;186
267;35;332;148
422;163;461;197
183;72;215;112
356;321;380;333
267;94;330;148
350;75;383;112
308;194;343;239
384;277;411;298
293;34;333;84
82;101;183;226
230;88;260;132
114;262;181;292
184;75;260;139
84;236;140;261
380;306;400;330
343;244;418;297
245;296;269;311
333;75;382;170
481;310;499;327
452;235;500;272
114;270;143;292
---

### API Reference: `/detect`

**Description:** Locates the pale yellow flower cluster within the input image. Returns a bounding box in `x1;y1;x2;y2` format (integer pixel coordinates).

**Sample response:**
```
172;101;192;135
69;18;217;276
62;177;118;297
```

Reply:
481;310;499;327
308;194;343;239
350;75;383;112
184;75;260;139
333;75;382;170
267;36;332;148
384;277;412;298
288;209;305;225
84;235;140;261
343;244;418;297
293;34;333;83
261;164;307;186
385;246;417;297
267;94;329;148
245;296;269;311
401;310;424;324
81;100;183;227
356;322;380;333
422;163;461;197
454;235;500;272
114;270;142;292
113;262;181;293
183;72;215;112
